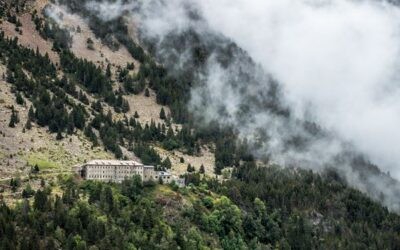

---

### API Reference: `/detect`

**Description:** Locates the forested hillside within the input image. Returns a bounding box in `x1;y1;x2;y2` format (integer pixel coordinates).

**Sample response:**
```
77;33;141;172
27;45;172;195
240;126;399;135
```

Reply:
2;166;400;249
1;1;400;249
0;0;217;183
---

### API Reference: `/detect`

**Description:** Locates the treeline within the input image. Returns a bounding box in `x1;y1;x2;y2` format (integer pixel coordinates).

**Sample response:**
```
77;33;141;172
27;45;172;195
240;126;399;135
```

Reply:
32;9;73;51
89;108;199;159
0;176;228;249
2;163;400;249
0;176;184;249
58;0;192;123
54;0;261;173
0;1;27;23
0;30;202;163
0;33;89;137
19;0;244;170
204;162;400;249
60;50;129;113
5;1;266;172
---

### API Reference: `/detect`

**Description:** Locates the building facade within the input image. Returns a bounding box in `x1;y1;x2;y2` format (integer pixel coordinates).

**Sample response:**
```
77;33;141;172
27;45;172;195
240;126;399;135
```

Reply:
75;160;184;186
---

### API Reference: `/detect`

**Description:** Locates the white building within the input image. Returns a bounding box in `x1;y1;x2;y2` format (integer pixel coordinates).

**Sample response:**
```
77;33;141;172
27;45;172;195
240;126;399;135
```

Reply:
75;160;184;186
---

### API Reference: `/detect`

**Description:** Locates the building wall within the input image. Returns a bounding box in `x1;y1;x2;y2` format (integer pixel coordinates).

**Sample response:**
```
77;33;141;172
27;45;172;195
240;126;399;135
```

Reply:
143;166;156;182
86;164;116;182
84;164;146;183
157;173;173;184
79;161;183;186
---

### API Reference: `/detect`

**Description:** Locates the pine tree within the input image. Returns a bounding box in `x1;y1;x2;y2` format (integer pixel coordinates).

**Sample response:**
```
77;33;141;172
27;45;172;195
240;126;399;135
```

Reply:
71;105;85;129
92;100;103;112
129;117;136;127
8;107;19;128
10;178;20;192
8;116;15;128
167;126;174;138
25;117;32;130
40;179;45;187
22;184;34;198
78;90;89;105
187;164;194;173
162;157;172;169
159;107;166;120
215;162;223;175
28;105;35;120
121;99;130;113
16;18;22;28
106;64;112;78
123;75;134;93
56;130;63;140
86;38;94;50
15;92;24;105
127;62;135;70
67;115;75;135
200;164;205;174
33;190;48;212
161;123;166;134
84;126;99;146
31;165;39;174
106;110;113;124
6;68;14;83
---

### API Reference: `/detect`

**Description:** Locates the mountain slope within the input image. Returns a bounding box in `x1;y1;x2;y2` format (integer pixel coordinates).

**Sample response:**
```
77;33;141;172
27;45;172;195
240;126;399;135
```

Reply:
1;1;400;249
0;0;215;184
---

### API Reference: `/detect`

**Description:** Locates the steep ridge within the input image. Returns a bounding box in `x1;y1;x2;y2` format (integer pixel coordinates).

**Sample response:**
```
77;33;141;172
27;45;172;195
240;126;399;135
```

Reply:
1;1;400;249
0;0;215;184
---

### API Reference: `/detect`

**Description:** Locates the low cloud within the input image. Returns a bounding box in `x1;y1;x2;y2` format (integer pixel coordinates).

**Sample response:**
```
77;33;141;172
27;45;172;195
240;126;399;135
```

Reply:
85;0;136;21
197;0;400;178
72;0;400;209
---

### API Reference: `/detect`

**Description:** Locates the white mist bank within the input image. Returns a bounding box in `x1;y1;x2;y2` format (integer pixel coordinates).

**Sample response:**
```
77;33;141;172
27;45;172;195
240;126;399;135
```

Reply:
196;0;400;178
82;0;400;176
50;0;400;209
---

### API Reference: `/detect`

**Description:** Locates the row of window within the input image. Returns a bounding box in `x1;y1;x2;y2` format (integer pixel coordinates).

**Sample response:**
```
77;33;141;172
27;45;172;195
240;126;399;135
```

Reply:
87;173;143;179
117;171;141;174
86;174;172;180
88;175;114;179
88;165;144;170
88;171;141;175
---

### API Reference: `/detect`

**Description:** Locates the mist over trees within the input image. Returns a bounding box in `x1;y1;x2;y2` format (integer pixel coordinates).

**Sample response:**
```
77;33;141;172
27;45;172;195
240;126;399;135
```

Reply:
2;2;400;249
3;0;400;210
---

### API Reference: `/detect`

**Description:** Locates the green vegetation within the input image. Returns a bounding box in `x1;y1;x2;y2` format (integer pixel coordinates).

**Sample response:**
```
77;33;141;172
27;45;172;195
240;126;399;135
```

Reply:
0;29;196;160
1;164;400;249
8;106;19;128
26;154;59;170
60;50;129;113
2;2;238;167
2;4;400;249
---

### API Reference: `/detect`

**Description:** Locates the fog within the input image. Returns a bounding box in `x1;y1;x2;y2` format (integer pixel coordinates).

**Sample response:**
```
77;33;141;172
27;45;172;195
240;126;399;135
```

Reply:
131;0;400;176
51;0;400;209
196;0;400;178
138;0;400;179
